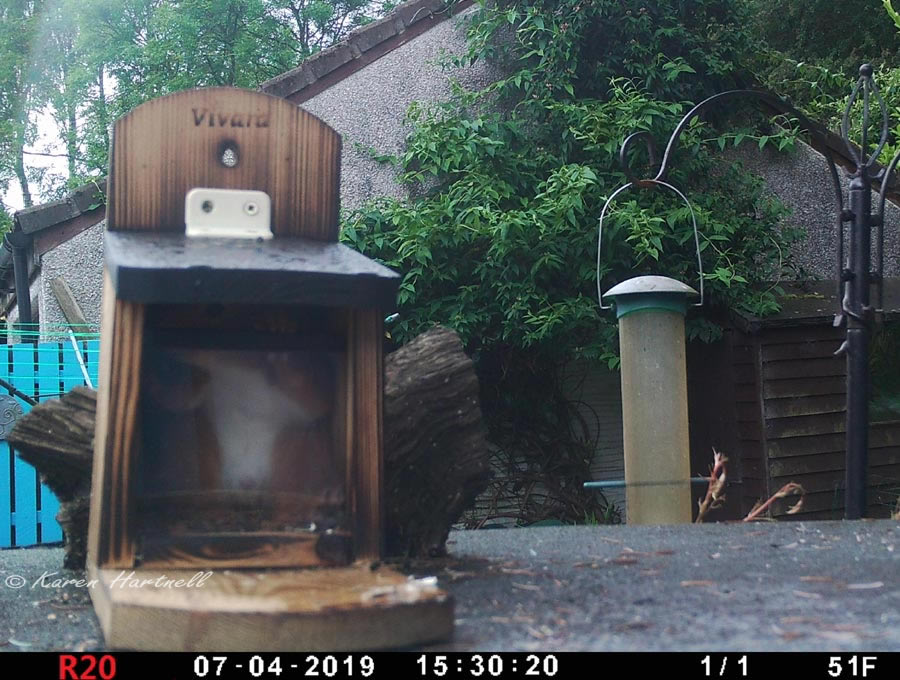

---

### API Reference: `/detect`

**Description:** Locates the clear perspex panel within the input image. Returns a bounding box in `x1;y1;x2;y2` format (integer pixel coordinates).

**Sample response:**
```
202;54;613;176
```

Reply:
134;304;349;567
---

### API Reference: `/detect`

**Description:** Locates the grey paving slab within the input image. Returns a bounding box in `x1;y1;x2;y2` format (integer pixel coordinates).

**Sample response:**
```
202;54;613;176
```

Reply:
0;521;897;652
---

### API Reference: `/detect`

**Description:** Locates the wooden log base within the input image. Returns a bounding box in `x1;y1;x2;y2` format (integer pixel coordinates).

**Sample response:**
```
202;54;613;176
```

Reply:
87;563;453;651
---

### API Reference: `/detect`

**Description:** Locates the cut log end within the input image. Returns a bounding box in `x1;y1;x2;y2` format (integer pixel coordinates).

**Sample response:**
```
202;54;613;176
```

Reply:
8;387;97;501
383;326;491;557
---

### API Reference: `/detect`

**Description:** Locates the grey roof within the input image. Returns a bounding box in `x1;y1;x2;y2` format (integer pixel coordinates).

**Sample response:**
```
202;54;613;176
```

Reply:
261;0;474;102
13;180;106;235
731;279;900;332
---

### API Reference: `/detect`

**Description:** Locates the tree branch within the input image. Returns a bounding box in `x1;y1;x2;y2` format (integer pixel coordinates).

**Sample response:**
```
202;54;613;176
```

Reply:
22;150;79;160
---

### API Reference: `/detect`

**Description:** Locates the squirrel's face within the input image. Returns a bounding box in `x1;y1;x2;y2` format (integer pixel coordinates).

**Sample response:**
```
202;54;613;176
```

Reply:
142;346;341;495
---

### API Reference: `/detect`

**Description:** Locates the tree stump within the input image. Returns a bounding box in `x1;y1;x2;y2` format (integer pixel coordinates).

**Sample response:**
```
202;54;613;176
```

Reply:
9;387;96;568
383;326;491;557
8;326;489;567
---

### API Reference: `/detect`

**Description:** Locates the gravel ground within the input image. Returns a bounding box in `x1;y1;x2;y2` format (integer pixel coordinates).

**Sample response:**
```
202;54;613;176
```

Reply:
0;520;897;652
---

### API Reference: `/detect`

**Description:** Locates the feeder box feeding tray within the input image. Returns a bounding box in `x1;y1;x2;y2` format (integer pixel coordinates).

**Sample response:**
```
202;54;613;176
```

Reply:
87;88;453;650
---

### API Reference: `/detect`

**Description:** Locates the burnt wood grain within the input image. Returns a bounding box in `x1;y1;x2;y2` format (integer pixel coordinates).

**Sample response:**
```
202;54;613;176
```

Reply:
88;270;144;569
139;531;353;569
349;308;383;560
88;562;453;651
107;88;341;240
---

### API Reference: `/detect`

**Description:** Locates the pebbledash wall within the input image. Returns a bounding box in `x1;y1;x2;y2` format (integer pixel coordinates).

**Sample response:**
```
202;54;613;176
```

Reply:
268;3;502;209
4;223;104;338
37;221;105;331
728;142;900;280
21;0;900;521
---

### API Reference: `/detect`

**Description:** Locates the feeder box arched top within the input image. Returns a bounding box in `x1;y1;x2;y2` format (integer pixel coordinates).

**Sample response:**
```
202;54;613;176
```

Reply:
107;87;342;241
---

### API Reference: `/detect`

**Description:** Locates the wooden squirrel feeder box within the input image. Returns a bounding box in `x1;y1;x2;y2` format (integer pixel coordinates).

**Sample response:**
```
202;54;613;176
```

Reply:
87;88;453;650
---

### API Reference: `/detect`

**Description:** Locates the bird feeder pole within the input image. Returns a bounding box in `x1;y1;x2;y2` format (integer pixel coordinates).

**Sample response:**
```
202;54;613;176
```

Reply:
605;276;697;524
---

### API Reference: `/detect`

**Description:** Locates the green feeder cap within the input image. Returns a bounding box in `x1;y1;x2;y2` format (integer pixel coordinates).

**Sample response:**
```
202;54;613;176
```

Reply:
604;275;699;319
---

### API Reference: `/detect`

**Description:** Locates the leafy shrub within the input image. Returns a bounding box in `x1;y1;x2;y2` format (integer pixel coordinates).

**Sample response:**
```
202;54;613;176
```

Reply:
343;0;802;524
747;0;900;74
0;205;11;239
750;1;900;169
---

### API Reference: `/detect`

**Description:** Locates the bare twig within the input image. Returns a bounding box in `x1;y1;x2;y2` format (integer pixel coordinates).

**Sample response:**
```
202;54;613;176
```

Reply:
743;482;806;522
695;447;728;523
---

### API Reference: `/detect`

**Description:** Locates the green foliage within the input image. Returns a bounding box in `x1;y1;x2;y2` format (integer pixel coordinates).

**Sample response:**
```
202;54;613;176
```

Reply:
0;0;43;207
755;56;900;168
885;0;900;32
839;64;900;166
581;503;622;526
747;0;900;73
0;203;12;237
78;0;299;118
2;1;389;204
749;0;900;168
344;0;802;525
754;56;849;123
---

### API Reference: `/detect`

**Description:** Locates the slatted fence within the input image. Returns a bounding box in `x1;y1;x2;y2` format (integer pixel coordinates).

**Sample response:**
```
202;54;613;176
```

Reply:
0;333;99;547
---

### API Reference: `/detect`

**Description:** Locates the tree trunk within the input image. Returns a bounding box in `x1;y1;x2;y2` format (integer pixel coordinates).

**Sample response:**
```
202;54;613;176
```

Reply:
14;123;33;208
10;387;96;568
8;326;490;568
66;95;78;180
97;66;110;157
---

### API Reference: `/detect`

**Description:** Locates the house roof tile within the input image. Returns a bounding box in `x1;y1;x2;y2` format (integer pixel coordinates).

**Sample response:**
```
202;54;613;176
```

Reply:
260;0;472;102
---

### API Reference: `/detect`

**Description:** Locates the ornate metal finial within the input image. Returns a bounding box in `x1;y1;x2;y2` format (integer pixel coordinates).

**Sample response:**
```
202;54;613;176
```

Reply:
842;63;889;171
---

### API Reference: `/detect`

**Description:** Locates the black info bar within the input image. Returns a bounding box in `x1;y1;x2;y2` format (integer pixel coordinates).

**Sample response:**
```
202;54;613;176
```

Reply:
1;652;897;679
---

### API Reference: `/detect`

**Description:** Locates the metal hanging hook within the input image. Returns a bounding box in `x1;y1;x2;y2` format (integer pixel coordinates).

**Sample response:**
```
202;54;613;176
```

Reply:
596;178;704;311
619;131;659;187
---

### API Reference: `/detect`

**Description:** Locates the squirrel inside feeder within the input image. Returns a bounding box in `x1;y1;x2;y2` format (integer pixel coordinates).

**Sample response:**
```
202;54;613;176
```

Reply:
138;347;344;513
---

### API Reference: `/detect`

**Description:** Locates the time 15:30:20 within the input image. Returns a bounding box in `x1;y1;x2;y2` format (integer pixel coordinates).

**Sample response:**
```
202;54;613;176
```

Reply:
416;655;559;677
